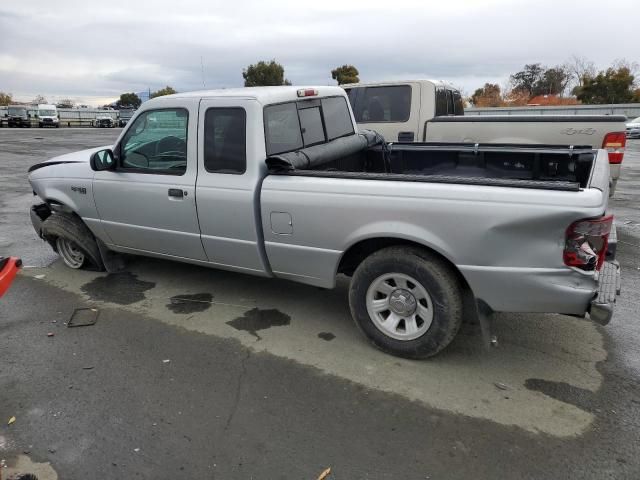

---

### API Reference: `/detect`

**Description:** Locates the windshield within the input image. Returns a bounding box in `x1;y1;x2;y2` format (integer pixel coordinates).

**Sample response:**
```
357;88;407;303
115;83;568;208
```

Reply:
8;107;26;116
38;110;56;116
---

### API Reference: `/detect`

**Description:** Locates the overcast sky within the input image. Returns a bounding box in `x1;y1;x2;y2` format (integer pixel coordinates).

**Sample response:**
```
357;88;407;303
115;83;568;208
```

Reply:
0;0;637;105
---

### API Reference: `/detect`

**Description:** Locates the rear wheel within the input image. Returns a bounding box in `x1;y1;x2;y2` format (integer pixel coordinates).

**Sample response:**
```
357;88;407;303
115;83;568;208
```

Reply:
349;246;463;359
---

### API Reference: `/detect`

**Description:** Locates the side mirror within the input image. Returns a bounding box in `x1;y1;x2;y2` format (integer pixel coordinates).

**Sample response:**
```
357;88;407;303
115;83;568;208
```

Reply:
90;149;116;171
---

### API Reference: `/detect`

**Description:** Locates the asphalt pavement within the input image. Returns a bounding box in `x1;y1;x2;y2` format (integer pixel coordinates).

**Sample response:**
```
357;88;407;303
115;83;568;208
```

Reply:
0;128;639;479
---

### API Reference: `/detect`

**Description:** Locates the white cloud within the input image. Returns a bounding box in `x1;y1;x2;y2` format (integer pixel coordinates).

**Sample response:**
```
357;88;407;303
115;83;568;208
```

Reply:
0;0;637;105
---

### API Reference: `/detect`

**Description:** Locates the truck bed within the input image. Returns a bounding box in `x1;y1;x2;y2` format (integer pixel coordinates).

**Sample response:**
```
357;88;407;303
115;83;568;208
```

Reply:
267;141;597;192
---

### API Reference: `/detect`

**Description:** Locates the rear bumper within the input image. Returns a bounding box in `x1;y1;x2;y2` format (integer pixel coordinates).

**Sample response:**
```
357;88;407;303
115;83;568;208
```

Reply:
609;163;621;181
461;259;621;324
589;261;621;326
460;265;598;315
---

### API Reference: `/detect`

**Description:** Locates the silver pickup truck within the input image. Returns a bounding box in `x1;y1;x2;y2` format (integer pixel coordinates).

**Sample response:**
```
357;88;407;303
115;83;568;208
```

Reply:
27;86;620;358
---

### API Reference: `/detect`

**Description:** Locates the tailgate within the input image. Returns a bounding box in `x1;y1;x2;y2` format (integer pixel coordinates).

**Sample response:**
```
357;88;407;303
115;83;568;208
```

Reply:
588;149;611;196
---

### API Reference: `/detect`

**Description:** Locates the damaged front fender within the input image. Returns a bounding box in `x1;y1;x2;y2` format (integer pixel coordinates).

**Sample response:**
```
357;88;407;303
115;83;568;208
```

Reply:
30;203;52;239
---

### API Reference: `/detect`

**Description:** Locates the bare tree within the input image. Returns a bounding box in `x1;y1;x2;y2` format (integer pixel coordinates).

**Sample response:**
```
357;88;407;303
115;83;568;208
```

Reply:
57;98;75;108
566;55;597;89
32;95;47;105
0;92;12;106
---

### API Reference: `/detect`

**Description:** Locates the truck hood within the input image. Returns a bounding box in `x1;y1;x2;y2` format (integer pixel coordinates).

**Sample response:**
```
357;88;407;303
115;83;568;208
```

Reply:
28;146;110;174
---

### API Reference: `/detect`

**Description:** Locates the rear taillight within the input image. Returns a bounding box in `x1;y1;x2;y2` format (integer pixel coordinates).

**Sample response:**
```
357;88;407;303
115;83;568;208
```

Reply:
602;132;626;164
564;215;613;271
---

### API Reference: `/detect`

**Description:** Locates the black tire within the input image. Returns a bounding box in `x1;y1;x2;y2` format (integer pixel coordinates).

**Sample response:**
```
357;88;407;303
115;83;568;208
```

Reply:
41;212;105;271
349;246;463;359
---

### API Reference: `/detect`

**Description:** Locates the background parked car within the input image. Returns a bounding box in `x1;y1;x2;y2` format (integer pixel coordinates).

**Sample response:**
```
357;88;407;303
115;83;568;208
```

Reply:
7;105;31;127
94;113;115;128
626;116;640;139
37;104;60;128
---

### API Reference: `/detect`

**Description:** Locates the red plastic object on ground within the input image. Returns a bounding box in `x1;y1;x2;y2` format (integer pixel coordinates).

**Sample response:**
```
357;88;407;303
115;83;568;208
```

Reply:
0;257;22;298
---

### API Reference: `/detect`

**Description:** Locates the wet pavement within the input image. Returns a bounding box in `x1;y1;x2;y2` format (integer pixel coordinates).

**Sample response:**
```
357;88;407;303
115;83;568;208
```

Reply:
0;128;639;479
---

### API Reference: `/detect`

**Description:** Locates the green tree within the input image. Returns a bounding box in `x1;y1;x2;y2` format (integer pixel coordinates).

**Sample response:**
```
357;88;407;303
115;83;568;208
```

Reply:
533;66;570;96
510;64;544;96
470;83;502;107
116;92;142;108
575;66;636;104
242;60;291;87
0;92;12;106
150;86;177;99
331;65;359;85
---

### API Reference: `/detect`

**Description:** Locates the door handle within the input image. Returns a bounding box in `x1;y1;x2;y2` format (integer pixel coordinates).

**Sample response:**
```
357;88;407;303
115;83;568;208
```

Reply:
168;188;185;198
398;131;415;142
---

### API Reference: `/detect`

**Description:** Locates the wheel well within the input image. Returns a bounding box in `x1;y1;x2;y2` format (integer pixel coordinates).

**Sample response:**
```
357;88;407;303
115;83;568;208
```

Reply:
337;237;471;291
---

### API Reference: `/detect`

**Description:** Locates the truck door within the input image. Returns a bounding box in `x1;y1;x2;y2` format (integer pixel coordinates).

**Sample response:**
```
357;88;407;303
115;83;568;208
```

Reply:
195;98;269;275
348;83;421;142
93;102;207;261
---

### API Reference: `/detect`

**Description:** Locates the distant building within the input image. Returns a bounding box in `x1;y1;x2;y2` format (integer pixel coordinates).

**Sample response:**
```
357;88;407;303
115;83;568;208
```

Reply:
527;94;579;106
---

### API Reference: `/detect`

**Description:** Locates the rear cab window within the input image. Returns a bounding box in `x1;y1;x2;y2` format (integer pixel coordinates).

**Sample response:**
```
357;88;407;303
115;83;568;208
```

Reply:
348;85;411;123
264;95;354;156
435;87;464;117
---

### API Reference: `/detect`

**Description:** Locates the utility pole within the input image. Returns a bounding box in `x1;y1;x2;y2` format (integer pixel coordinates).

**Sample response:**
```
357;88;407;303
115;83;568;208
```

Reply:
201;56;206;89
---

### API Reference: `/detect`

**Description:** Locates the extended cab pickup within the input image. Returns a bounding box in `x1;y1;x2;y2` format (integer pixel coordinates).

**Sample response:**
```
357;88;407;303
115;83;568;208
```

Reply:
28;86;620;359
343;80;627;194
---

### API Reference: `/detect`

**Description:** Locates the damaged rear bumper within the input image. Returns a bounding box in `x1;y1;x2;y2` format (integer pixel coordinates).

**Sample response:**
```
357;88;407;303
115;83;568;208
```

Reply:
589;261;621;326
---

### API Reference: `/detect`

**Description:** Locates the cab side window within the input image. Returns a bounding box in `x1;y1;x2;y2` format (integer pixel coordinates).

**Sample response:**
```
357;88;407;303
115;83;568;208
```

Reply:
203;108;247;174
120;108;188;175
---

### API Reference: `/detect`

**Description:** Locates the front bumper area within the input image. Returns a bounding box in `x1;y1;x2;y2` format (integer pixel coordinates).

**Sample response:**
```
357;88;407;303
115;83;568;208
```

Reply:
589;261;621;326
30;203;50;238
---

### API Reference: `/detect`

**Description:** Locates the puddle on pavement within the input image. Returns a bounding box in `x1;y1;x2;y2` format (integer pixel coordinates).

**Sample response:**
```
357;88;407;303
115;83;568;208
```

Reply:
318;332;336;341
167;293;213;314
226;308;291;340
81;272;155;305
2;454;58;480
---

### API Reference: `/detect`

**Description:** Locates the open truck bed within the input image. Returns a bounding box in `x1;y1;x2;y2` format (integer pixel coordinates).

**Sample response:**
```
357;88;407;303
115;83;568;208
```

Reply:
267;141;598;192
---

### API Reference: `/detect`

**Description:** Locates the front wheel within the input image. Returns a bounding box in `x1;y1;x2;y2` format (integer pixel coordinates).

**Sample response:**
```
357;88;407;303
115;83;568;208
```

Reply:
41;212;104;271
349;246;464;359
56;237;86;269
